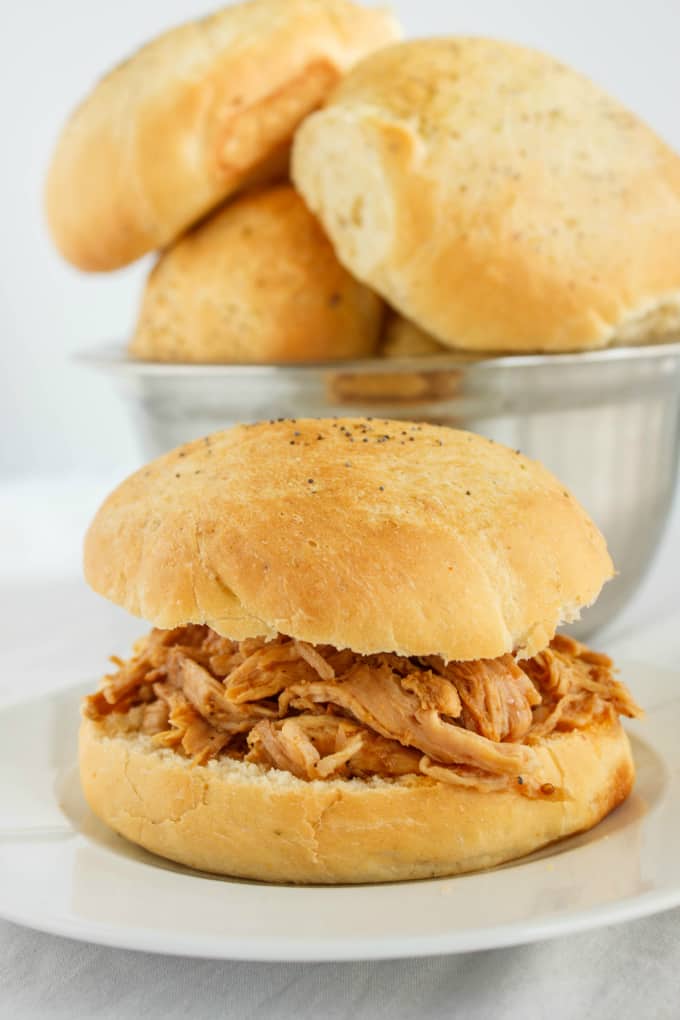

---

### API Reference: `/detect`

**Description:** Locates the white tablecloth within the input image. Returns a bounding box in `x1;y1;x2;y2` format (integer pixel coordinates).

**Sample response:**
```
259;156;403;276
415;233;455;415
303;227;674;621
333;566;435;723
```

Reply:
1;476;679;1020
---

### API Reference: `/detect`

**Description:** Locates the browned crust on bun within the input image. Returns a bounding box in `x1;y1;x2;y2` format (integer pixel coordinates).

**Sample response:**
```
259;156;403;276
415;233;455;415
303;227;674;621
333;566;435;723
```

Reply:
130;185;383;363
79;713;634;883
293;37;680;352
46;0;400;271
83;419;613;661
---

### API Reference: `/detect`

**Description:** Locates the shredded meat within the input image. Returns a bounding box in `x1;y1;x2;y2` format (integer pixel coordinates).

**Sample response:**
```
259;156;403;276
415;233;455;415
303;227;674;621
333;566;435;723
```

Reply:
434;656;541;741
519;634;641;739
178;657;276;733
223;642;321;703
246;714;422;781
140;698;169;735
277;664;534;776
84;626;642;796
150;683;231;764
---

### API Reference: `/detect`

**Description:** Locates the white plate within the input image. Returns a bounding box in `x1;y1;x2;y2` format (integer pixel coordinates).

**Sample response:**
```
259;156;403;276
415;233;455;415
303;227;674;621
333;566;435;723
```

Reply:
0;662;678;962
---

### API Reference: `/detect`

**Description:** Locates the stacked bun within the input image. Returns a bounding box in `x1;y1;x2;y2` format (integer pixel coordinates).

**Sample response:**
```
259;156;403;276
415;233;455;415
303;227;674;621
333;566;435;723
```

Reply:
45;0;398;362
46;0;399;270
130;185;383;363
293;37;680;353
47;8;680;359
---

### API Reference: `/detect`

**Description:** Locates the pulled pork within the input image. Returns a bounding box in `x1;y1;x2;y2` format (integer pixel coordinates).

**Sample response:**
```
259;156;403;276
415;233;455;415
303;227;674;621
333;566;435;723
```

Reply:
84;627;641;797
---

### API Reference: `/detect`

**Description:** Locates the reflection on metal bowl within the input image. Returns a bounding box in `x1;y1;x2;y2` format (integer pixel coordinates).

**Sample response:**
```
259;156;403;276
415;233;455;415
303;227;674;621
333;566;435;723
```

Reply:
79;341;680;640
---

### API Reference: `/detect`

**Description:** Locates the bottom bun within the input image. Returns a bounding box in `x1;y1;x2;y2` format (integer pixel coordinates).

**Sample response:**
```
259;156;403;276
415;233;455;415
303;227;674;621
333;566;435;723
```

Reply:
79;715;634;884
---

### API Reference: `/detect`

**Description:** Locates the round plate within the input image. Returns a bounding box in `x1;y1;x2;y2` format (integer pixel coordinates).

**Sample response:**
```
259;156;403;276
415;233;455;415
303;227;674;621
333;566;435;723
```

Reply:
0;663;677;961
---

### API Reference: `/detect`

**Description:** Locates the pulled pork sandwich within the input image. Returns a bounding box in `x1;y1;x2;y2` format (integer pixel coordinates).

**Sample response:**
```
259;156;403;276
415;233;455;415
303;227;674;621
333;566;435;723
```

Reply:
80;418;641;883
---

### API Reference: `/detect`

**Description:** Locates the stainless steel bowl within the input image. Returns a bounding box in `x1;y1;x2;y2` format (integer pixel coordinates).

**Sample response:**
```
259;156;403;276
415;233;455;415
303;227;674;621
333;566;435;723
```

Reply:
81;342;680;639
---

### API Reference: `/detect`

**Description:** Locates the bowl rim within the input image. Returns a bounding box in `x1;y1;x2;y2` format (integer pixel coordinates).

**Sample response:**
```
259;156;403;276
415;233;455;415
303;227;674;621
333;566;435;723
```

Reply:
75;339;680;378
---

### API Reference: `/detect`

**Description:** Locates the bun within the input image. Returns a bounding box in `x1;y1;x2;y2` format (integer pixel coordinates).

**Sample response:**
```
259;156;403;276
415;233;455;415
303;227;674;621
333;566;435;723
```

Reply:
84;418;613;661
293;37;680;353
380;313;448;358
45;0;400;271
79;713;634;883
130;185;383;363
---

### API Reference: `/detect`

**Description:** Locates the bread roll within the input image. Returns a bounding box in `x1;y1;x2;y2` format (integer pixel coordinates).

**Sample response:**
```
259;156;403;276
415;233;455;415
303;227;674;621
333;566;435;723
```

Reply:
79;713;634;883
293;38;680;352
46;0;400;271
130;185;383;363
84;418;613;661
380;313;449;358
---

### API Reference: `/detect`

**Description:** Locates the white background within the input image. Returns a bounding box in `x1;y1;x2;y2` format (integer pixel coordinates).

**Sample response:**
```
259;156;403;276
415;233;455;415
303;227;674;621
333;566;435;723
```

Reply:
2;0;680;477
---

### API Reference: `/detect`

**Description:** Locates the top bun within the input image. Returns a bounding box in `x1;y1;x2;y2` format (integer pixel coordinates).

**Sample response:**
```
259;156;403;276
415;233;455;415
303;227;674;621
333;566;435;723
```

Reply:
84;418;613;661
45;0;400;271
293;37;680;353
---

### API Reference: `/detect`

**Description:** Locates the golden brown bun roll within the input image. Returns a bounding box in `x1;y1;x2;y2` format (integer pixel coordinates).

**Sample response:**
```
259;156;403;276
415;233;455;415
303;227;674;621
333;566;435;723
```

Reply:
129;185;383;363
84;418;613;661
293;38;680;353
380;314;449;357
79;713;634;883
45;0;400;272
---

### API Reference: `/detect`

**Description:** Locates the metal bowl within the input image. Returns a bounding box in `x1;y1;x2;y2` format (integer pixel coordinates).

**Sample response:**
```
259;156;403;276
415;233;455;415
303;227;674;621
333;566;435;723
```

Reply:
81;341;680;639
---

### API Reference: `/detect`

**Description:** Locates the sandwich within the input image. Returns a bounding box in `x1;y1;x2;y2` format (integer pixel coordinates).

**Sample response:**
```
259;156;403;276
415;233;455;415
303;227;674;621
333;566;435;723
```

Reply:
80;418;641;883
